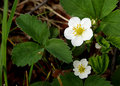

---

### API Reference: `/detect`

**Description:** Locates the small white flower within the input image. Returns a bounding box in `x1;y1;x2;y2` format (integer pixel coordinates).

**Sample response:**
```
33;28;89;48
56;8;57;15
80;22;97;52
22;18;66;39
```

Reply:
73;59;91;79
95;43;102;49
64;17;93;46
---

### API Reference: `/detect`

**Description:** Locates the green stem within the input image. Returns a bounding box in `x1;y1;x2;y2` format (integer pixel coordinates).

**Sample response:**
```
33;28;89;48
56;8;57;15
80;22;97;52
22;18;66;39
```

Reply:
1;0;18;85
28;64;34;84
7;0;18;37
2;0;8;68
0;48;2;86
3;66;8;86
1;0;8;85
0;56;2;86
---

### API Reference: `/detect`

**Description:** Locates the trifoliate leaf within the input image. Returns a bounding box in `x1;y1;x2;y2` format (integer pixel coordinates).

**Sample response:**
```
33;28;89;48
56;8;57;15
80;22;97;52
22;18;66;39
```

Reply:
12;42;44;67
51;72;83;86
84;75;112;86
30;82;51;86
45;38;73;63
111;67;120;86
107;36;120;49
16;14;50;45
89;54;109;74
101;10;120;37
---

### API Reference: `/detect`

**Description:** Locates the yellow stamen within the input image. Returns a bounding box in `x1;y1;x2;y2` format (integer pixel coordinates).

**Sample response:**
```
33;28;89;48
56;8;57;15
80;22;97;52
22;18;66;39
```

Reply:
78;64;85;73
73;24;85;36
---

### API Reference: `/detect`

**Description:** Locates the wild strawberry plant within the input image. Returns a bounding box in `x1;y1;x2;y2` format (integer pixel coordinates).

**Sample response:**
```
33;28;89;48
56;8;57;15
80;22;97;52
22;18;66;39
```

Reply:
1;0;120;86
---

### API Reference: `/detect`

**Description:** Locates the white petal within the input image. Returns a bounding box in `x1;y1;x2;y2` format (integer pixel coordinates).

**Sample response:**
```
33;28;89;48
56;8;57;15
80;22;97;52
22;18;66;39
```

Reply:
80;59;88;67
82;28;93;41
68;17;81;27
79;73;88;79
71;36;84;46
73;68;80;76
81;18;91;29
64;27;75;40
73;60;80;68
74;71;80;76
86;66;91;71
85;66;91;74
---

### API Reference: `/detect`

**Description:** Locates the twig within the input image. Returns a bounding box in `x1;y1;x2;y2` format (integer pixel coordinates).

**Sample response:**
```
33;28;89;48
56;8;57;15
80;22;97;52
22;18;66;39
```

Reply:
27;0;68;21
34;64;47;76
44;6;69;22
28;0;48;14
45;71;51;80
51;20;67;24
25;71;29;86
17;0;29;6
51;63;63;86
0;8;21;15
51;63;56;70
57;76;63;86
40;16;62;29
7;38;16;46
111;48;117;74
51;22;61;29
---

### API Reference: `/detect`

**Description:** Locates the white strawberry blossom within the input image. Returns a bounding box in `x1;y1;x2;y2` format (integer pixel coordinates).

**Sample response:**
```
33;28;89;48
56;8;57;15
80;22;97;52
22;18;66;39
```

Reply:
73;59;91;79
64;17;93;46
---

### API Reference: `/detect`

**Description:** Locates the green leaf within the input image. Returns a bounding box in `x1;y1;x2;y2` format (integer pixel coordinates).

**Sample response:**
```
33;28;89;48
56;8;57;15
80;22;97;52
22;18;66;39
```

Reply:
96;36;110;53
101;54;109;74
60;0;95;18
84;75;111;86
89;54;109;74
16;14;50;45
60;0;118;19
45;38;73;63
91;0;118;19
101;10;120;37
111;67;120;86
50;27;59;38
107;36;120;49
30;82;51;86
12;42;44;67
52;72;83;86
100;0;118;19
89;56;101;73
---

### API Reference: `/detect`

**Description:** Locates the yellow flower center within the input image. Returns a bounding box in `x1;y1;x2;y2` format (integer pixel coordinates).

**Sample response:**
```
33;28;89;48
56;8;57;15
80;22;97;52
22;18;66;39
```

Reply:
73;24;85;36
78;64;85;73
